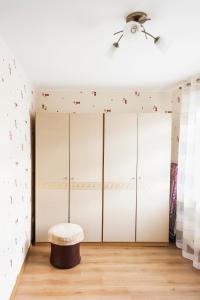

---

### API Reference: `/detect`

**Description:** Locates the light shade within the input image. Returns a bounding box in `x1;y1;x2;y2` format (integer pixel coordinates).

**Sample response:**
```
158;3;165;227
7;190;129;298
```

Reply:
155;37;169;53
123;21;142;38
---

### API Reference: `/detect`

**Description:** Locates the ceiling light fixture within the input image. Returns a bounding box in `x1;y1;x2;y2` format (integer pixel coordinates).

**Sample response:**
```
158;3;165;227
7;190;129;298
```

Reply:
113;12;160;48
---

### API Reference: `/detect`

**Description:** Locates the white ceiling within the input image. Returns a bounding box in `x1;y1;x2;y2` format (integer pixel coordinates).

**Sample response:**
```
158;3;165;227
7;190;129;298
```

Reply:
0;0;200;89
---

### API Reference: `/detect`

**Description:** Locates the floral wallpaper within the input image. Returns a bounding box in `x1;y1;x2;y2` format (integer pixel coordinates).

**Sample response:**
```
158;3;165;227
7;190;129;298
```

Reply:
0;38;35;300
36;89;181;163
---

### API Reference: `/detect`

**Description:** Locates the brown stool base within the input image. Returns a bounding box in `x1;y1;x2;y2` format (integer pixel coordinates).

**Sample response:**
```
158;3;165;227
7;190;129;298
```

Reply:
50;243;81;269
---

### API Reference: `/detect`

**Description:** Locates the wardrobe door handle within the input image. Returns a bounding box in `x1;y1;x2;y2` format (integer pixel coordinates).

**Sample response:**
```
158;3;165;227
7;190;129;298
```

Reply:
138;177;142;180
70;177;74;180
63;177;68;180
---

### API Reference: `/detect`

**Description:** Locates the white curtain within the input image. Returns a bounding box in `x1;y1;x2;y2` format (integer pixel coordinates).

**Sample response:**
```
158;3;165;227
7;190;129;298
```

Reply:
176;78;200;269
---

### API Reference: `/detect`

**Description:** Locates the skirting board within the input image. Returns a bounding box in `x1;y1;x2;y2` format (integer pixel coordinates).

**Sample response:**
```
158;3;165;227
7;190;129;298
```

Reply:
9;246;31;300
82;242;169;247
35;242;169;247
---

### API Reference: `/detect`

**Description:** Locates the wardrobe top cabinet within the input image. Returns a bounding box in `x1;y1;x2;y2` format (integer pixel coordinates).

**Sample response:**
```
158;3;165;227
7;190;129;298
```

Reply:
70;113;103;181
36;113;69;181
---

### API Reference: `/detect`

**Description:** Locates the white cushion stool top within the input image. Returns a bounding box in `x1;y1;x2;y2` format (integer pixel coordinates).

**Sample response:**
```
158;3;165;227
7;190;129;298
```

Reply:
48;223;84;246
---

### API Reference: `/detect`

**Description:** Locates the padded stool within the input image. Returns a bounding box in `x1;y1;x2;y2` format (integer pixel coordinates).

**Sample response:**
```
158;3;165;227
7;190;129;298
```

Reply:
48;223;84;269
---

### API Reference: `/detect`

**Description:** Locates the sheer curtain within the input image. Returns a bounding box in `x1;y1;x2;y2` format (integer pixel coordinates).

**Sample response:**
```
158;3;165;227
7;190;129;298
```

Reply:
176;78;200;269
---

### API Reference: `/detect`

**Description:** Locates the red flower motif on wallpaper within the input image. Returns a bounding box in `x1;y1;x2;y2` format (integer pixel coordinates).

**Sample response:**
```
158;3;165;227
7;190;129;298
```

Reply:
134;91;140;96
42;104;47;111
122;98;128;104
73;100;80;105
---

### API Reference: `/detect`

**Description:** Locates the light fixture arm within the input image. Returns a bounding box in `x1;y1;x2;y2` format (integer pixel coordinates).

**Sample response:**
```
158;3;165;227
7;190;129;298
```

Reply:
140;24;147;39
113;30;124;36
113;34;124;48
117;33;124;43
141;30;160;43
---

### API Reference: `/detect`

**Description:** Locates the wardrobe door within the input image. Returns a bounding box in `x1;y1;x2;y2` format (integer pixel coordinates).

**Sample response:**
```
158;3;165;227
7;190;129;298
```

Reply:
70;114;103;242
36;114;69;242
136;113;171;242
103;114;137;242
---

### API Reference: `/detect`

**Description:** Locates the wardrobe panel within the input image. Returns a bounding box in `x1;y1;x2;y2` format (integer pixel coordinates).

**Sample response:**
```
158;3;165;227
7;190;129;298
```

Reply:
70;114;103;242
103;114;137;242
137;113;171;242
36;114;69;242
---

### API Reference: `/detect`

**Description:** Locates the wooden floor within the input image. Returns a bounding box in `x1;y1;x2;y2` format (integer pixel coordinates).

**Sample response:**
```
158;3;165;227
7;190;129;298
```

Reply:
14;244;200;300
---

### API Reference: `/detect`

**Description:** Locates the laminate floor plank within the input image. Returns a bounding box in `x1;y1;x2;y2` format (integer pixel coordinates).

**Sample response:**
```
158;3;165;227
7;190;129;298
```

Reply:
14;244;200;300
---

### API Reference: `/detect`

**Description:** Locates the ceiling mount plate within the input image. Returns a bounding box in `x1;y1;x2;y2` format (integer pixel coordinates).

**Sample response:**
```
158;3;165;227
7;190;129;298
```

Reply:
126;12;148;24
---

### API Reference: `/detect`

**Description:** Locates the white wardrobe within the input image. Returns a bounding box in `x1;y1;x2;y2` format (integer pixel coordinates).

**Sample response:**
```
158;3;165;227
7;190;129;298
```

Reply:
70;114;103;242
103;114;137;242
136;114;171;242
36;114;69;242
36;113;171;243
